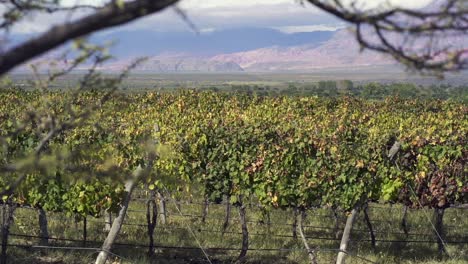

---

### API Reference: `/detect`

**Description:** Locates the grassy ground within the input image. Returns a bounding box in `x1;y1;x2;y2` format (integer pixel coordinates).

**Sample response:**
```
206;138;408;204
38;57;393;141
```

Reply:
5;198;468;264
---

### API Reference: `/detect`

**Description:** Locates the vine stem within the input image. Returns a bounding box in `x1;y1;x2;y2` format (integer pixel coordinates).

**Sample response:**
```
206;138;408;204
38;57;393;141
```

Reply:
363;204;376;250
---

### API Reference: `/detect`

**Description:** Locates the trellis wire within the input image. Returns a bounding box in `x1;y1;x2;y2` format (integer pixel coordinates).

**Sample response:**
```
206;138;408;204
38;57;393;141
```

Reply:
4;198;467;263
10;205;467;245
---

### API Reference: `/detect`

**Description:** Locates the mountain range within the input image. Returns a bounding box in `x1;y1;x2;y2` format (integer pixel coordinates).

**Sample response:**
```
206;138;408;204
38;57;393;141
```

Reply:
99;28;392;73
89;27;383;72
96;27;335;57
13;27;461;73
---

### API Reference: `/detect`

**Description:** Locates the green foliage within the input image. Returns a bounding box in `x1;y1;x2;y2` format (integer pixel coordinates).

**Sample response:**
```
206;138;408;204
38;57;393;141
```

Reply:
0;90;466;216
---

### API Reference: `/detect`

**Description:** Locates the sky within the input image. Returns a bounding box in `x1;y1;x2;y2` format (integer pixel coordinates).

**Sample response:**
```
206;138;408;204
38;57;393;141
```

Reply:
9;0;433;34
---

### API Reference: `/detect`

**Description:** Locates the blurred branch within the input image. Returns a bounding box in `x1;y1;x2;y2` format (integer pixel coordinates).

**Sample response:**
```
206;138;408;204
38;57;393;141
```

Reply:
305;0;468;75
0;0;178;76
0;0;100;30
172;6;199;34
0;47;146;197
0;0;98;12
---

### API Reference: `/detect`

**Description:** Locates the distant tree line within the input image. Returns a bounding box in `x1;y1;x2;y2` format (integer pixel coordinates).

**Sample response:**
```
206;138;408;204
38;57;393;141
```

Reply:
195;81;468;102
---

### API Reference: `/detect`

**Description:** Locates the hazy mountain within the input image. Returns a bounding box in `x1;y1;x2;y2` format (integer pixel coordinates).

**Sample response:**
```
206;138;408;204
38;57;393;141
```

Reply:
93;28;335;57
10;27;336;73
17;27;465;73
211;30;392;71
103;29;391;73
104;27;467;72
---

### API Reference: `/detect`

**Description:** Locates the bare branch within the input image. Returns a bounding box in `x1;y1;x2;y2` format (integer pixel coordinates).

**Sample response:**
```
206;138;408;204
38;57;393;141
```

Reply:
0;0;179;76
305;0;468;75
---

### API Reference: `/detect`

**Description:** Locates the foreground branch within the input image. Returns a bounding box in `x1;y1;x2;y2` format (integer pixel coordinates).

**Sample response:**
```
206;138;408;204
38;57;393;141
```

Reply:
306;0;468;75
0;0;178;76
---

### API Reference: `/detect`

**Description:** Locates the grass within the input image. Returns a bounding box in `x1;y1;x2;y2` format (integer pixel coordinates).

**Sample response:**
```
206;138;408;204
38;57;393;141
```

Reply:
4;198;468;264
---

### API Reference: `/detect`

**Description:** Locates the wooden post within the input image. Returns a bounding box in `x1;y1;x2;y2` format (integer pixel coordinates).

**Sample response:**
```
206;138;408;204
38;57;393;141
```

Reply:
1;203;15;264
82;216;87;247
146;190;157;256
38;208;49;246
401;206;409;237
433;208;447;256
1;205;7;264
336;208;358;264
292;208;298;239
222;195;231;234
333;208;341;239
236;199;249;263
157;191;167;225
266;210;271;233
201;197;209;223
95;166;145;264
104;211;112;232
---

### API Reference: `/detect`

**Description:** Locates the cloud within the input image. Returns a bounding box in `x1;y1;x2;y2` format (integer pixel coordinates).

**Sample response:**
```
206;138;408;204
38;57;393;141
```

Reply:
5;0;434;34
177;0;432;10
274;23;347;34
111;0;434;33
124;1;338;32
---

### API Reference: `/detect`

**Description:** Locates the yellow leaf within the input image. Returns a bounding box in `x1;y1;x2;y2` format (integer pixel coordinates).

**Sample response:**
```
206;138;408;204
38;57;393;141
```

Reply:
272;195;278;203
356;160;364;168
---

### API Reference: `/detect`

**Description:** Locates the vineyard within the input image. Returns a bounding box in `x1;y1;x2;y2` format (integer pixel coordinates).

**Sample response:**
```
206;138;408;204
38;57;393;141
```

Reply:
0;88;467;263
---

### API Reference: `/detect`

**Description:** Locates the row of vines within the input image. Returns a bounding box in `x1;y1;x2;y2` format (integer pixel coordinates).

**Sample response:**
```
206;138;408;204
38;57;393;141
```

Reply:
0;89;467;263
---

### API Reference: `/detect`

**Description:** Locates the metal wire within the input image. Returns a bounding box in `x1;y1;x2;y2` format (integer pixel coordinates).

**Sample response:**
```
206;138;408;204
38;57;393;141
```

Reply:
164;188;213;264
408;185;451;256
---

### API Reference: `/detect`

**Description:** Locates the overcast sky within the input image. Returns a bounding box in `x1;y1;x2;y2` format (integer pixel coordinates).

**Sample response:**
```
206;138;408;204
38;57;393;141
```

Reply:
11;0;433;34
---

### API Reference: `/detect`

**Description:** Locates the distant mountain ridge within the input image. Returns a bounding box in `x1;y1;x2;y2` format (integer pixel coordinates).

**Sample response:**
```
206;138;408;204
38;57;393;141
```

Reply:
11;27;338;73
16;27;465;73
95;28;335;57
210;29;392;71
102;29;393;73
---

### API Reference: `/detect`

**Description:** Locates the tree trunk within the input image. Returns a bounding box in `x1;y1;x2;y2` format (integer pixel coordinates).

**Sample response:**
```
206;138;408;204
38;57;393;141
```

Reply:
401;206;409;237
157;191;167;225
298;210;318;264
1;204;15;264
146;190;158;256
363;205;376;250
95;166;144;264
104;211;112;232
237;201;249;263
38;208;49;246
201;197;209;223
292;208;298;239
336;208;358;264
433;208;447;256
222;196;231;234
